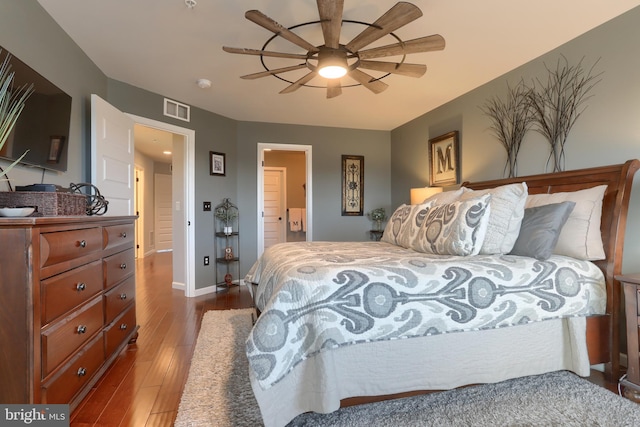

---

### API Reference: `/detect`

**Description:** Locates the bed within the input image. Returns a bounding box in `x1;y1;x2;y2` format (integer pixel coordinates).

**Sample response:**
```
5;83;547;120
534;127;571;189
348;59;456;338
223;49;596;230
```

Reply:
244;160;639;427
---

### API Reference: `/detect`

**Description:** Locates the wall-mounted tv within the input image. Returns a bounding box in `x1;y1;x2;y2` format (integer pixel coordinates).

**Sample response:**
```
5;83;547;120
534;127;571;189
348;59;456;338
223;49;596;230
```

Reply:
0;45;72;172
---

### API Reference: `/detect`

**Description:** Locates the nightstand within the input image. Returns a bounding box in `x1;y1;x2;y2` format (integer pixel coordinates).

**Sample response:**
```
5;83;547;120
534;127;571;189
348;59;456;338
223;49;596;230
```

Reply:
369;230;384;241
616;273;640;401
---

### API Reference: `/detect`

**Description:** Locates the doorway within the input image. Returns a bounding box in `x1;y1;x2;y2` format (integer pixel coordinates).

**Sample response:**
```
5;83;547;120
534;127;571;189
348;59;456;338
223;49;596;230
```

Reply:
257;143;312;258
129;114;196;298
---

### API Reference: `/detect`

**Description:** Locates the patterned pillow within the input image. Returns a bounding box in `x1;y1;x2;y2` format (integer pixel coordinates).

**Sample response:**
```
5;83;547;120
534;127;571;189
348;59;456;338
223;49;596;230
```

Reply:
411;194;491;256
460;183;528;255
381;202;432;248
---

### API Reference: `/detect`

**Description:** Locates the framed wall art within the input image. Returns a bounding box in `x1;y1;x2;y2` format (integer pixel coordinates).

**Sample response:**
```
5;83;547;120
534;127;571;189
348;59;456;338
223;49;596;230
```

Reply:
210;151;226;176
341;154;364;216
428;131;460;186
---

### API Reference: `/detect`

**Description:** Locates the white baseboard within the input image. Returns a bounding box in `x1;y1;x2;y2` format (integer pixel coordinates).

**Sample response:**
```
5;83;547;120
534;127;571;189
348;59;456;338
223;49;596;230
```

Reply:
172;281;185;291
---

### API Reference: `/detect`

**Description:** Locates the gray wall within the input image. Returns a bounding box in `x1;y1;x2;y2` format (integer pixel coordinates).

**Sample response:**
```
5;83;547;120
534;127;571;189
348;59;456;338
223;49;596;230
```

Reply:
391;6;640;274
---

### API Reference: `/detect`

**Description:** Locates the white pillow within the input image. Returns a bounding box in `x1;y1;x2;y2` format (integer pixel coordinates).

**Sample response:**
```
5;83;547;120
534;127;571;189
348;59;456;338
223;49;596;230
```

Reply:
425;188;464;205
381;202;432;248
525;185;607;260
459;182;528;255
411;194;491;256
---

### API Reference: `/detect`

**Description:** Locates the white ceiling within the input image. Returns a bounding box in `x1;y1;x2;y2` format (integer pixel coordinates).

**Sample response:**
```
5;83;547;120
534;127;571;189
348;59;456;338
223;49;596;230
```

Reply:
38;0;640;141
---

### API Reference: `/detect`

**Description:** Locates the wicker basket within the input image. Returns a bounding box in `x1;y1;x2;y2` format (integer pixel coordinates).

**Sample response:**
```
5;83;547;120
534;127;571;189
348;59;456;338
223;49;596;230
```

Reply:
0;191;87;216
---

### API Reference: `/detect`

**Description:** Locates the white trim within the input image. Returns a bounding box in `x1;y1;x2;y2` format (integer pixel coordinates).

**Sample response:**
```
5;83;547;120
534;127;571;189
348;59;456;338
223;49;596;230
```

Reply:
127;114;197;298
257;143;312;259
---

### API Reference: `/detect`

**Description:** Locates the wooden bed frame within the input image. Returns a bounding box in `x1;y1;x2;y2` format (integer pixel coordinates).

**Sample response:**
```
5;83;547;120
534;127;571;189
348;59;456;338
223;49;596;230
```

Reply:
466;159;639;382
340;160;639;409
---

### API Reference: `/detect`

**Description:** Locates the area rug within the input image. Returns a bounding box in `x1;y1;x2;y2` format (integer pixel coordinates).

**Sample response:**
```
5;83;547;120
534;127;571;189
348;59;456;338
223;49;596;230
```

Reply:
175;308;640;427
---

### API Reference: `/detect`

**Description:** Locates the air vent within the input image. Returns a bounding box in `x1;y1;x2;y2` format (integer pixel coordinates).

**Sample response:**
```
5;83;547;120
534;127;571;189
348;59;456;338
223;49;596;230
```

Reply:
164;98;190;122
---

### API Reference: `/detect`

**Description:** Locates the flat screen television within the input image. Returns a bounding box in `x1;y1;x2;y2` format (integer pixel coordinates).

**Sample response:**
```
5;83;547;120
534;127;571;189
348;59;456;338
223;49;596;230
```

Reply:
0;45;72;172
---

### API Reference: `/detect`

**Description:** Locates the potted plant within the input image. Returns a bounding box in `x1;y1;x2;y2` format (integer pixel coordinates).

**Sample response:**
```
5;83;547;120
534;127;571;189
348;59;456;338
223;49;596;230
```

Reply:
215;198;238;235
367;207;387;231
0;50;34;179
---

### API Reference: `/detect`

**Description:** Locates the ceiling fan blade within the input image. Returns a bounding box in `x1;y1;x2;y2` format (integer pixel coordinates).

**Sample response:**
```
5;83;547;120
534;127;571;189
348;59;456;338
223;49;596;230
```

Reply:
223;46;309;60
345;2;423;53
241;64;309;80
245;10;319;53
357;35;446;60
348;69;388;94
317;0;344;49
326;79;342;98
279;72;317;94
358;60;426;78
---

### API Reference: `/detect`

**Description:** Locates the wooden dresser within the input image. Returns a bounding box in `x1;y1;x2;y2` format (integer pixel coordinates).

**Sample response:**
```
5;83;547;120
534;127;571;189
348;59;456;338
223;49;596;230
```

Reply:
0;215;138;411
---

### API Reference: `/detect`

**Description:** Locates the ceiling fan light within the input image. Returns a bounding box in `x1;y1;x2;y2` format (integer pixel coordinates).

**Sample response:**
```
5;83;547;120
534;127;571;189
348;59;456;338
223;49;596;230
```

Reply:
318;65;347;79
317;48;348;79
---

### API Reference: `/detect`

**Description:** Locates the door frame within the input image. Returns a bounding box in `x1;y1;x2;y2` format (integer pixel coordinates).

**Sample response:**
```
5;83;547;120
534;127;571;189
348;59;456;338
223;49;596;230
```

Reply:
128;114;197;298
134;165;144;259
257;143;312;258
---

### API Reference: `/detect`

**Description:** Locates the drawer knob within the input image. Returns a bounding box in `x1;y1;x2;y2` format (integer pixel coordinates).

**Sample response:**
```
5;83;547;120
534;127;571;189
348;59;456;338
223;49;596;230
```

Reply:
77;325;87;334
119;293;127;300
120;323;128;330
79;240;87;248
77;367;87;377
120;263;127;270
76;282;86;291
121;232;127;238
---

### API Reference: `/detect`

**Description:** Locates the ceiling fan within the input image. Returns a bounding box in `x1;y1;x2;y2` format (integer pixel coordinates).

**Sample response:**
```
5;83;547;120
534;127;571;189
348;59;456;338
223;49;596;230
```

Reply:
222;1;445;98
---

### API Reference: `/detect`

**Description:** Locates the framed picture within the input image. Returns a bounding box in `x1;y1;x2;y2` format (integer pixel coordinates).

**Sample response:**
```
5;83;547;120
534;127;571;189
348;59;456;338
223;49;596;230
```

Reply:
47;136;65;163
429;131;460;186
210;151;226;176
341;154;364;216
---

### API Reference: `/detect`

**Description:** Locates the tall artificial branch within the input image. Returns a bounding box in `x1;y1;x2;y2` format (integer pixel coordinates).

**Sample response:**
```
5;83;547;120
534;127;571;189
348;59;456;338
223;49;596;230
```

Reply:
480;80;534;177
528;55;602;172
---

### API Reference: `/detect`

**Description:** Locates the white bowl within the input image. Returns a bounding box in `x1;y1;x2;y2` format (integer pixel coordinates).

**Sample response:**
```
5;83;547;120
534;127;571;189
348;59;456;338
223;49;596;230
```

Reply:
0;207;35;217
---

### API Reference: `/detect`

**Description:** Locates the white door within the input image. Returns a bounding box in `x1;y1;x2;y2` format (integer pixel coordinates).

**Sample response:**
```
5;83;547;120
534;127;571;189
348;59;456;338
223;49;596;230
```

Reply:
264;167;286;249
91;94;134;216
155;173;173;251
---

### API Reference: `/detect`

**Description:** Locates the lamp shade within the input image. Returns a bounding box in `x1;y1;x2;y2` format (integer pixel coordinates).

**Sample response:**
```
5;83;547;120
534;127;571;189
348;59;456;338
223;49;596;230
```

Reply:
410;187;443;204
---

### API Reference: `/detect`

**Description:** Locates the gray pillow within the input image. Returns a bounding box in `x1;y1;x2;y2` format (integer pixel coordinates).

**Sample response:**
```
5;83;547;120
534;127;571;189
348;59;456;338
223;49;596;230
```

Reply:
509;201;576;260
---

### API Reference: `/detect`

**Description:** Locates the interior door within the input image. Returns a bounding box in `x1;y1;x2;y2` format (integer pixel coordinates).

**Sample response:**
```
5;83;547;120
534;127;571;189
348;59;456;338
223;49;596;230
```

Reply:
91;94;135;216
154;173;173;251
264;167;286;249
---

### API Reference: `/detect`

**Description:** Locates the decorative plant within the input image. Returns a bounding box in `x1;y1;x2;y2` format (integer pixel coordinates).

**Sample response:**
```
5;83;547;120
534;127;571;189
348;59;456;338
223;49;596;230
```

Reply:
0;50;34;179
215;198;238;225
528;55;602;172
367;207;387;231
480;80;534;178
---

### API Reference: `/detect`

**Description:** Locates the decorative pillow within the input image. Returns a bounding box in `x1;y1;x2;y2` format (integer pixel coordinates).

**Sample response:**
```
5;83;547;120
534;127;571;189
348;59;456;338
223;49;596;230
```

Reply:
525;185;606;260
424;188;464;205
509;201;576;260
411;194;491;256
381;202;432;248
459;182;528;255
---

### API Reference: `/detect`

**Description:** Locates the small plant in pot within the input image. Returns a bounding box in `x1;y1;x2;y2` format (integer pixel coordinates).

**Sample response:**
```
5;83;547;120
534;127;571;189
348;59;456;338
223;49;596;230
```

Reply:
367;207;387;231
215;202;238;235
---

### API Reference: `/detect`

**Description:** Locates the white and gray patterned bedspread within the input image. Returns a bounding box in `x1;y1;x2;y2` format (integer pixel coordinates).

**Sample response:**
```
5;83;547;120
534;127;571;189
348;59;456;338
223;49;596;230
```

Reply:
244;241;605;390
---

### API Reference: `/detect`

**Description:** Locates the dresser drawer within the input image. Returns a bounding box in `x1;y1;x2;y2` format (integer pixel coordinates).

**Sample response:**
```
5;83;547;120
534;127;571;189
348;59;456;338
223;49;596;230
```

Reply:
41;260;103;325
40;227;103;269
41;332;105;404
104;275;135;324
105;304;136;357
41;296;104;376
104;248;135;289
104;223;135;253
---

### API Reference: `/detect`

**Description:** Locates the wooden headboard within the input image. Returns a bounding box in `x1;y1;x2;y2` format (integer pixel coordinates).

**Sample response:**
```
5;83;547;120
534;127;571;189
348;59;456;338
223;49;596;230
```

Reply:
463;159;640;380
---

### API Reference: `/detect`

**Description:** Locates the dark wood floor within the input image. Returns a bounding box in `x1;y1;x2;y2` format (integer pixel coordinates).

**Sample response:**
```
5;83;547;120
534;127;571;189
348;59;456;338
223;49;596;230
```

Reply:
70;251;624;426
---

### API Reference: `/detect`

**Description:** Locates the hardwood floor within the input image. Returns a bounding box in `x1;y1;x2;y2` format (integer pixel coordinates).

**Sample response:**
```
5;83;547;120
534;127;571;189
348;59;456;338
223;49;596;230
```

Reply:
70;251;253;426
70;251;625;426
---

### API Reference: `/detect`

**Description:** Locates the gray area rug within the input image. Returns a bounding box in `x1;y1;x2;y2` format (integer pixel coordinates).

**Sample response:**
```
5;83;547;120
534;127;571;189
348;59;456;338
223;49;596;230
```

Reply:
175;308;640;427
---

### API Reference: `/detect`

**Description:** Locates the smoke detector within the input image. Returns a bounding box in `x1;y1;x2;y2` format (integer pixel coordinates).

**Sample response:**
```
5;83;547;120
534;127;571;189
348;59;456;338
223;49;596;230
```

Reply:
185;0;197;9
196;78;212;89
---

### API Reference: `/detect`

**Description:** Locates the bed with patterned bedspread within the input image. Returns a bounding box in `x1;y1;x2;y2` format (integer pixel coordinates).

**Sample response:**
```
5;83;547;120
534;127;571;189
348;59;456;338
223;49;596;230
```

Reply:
246;241;605;390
